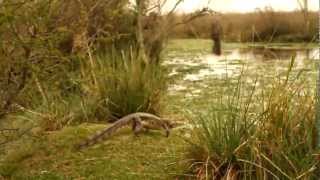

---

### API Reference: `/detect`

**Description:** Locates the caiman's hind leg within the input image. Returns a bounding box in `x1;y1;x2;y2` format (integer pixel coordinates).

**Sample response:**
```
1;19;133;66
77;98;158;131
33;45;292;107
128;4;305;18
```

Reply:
132;116;143;136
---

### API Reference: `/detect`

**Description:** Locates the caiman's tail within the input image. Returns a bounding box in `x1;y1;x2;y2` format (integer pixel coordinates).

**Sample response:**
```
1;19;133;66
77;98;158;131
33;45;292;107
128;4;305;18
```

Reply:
74;119;131;150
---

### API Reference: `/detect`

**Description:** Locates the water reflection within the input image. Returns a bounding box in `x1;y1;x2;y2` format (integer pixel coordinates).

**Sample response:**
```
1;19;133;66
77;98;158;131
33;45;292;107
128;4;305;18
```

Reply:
209;47;319;61
202;47;319;77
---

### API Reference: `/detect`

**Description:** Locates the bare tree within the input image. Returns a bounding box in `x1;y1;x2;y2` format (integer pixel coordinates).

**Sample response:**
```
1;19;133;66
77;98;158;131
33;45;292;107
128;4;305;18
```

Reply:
134;0;213;63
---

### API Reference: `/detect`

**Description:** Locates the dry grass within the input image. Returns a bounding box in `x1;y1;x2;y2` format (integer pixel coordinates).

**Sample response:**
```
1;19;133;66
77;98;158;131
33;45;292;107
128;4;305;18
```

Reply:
171;10;318;42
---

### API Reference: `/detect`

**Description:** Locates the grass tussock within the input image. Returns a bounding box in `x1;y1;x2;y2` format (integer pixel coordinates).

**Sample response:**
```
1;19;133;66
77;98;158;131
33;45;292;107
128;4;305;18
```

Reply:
93;50;167;121
185;59;318;179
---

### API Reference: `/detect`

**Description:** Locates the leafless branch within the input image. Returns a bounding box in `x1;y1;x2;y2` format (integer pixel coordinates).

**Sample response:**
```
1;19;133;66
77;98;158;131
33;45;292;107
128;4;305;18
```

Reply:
169;8;216;30
167;0;183;15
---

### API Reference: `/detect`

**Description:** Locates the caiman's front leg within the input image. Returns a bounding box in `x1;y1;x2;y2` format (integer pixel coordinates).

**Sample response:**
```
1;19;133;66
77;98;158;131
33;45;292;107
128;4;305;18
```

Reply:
132;116;143;136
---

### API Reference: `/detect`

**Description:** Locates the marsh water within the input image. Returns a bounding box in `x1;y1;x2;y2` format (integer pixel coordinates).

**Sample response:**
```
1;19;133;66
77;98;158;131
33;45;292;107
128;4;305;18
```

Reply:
164;40;319;108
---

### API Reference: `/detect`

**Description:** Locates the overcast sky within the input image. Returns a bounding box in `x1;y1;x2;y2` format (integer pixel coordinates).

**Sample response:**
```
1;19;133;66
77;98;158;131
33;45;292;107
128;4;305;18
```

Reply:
166;0;319;13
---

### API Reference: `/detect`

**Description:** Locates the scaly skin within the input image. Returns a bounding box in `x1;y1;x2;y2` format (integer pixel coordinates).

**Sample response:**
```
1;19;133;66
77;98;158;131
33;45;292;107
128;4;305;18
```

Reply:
74;112;173;150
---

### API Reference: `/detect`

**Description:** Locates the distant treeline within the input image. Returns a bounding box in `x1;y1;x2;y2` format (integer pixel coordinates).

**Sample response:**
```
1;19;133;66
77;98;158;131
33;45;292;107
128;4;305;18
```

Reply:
170;10;318;42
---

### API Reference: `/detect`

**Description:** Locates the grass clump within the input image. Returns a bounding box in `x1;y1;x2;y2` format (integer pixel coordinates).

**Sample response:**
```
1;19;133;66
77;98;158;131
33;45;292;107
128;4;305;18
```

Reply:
185;70;258;179
94;50;168;121
184;59;319;179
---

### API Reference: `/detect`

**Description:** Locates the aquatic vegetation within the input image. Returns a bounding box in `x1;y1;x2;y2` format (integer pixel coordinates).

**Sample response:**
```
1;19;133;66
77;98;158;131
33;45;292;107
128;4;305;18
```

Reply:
165;40;317;109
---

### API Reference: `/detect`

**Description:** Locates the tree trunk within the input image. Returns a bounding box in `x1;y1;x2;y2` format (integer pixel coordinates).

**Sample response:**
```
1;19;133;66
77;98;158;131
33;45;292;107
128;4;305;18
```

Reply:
211;21;222;55
136;0;148;62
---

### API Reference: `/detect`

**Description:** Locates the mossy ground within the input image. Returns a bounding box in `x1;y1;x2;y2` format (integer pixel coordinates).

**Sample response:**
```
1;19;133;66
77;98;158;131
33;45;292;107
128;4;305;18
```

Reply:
0;123;189;179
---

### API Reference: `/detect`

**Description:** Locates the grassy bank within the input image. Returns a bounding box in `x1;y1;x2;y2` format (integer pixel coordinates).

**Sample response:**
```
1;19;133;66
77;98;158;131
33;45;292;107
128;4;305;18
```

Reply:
0;124;187;179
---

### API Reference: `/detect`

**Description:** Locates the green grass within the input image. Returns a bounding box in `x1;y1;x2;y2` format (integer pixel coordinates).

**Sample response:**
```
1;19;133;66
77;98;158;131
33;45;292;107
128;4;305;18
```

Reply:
0;124;187;179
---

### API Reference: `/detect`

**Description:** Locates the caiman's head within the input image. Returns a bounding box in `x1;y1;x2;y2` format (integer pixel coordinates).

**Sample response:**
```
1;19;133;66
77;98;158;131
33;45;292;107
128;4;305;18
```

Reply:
162;119;184;129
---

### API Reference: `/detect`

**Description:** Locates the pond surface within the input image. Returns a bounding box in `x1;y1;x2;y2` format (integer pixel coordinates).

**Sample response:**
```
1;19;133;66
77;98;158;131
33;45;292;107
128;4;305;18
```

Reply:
164;39;319;109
